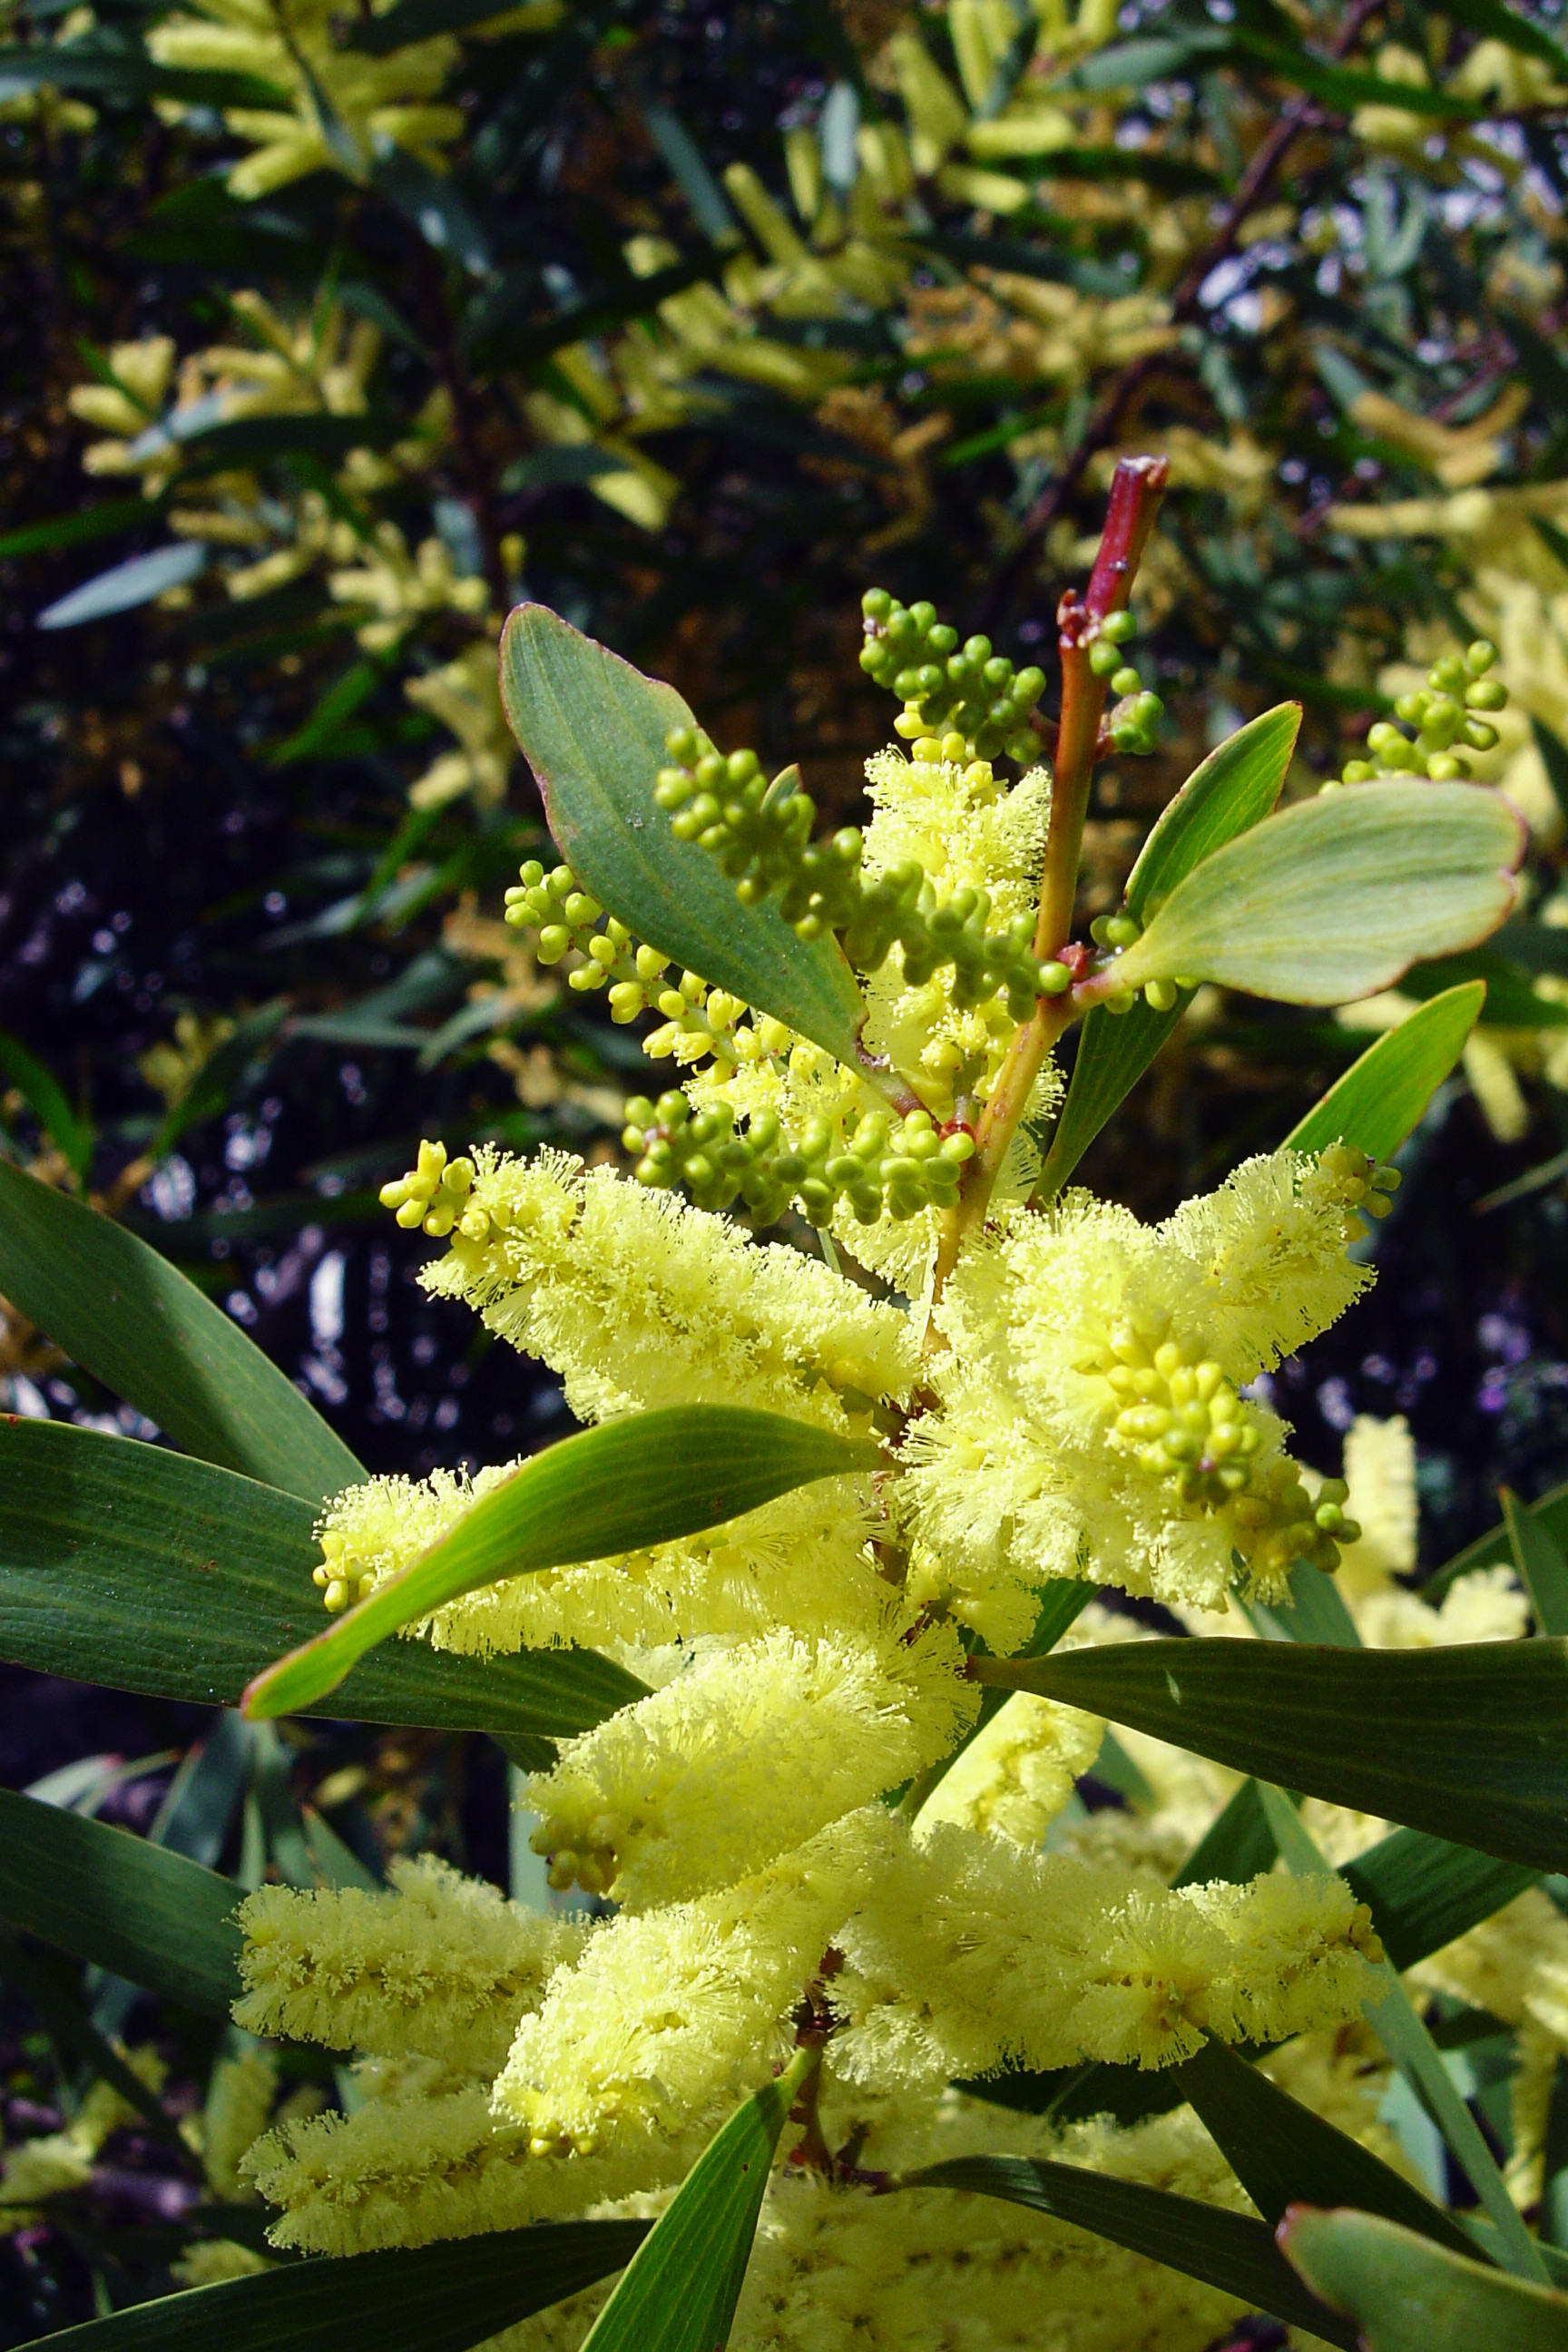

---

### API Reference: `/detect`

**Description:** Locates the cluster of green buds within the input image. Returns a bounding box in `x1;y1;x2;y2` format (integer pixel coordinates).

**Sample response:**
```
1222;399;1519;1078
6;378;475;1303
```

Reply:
379;1139;485;1239
1085;910;1195;1017
623;1090;976;1228
1320;1142;1402;1235
1328;641;1507;789
858;590;1046;763
1093;1309;1362;1575
313;1529;378;1616
530;1809;622;1898
1085;607;1164;755
505;858;769;1067
504;861;664;1023
653;729;1073;1017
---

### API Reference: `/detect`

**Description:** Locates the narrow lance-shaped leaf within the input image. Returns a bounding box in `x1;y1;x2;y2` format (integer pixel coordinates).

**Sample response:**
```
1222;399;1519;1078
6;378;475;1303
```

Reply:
1256;1781;1548;2283
0;1161;363;1503
1278;2208;1568;2352
1171;2037;1475;2258
499;605;869;1065
1504;1487;1568;1636
245;1405;882;1719
970;1636;1568;1872
902;2155;1356;2348
1283;981;1487;1161
1036;704;1298;1198
580;2046;816;2352
0;1786;242;2015
21;2220;651;2352
0;1419;643;1740
37;541;207;630
1107;781;1524;1005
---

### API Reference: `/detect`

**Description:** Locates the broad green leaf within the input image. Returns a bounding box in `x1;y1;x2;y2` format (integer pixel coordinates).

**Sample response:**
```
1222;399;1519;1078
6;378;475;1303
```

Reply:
1125;705;1300;920
1172;2038;1474;2256
0;1786;242;2014
246;1405;881;1718
1111;782;1524;1005
1505;1487;1568;1636
580;2047;813;2352
24;2220;648;2352
1278;2208;1568;2351
904;2155;1356;2347
36;541;207;630
972;1636;1568;1871
1036;706;1298;1197
0;1160;362;1503
499;605;869;1066
0;1026;93;1178
0;1419;642;1740
1284;983;1487;1161
1342;1827;1537;1972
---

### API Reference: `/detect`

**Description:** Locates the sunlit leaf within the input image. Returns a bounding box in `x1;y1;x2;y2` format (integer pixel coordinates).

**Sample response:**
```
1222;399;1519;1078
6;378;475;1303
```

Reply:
1284;982;1487;1160
579;2049;814;2352
36;541;206;630
0;1161;363;1503
1111;782;1524;1005
1037;705;1298;1196
499;605;869;1065
245;1405;881;1718
1278;2208;1568;2351
0;1418;643;1740
1504;1487;1568;1636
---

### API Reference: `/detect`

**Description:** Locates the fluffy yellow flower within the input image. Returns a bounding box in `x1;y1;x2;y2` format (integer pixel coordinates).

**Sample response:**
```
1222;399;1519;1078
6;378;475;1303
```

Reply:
421;1147;918;1426
235;1856;589;2078
914;1690;1103;1848
902;1147;1376;1624
526;1620;977;1907
830;1820;1382;2094
494;1811;894;2154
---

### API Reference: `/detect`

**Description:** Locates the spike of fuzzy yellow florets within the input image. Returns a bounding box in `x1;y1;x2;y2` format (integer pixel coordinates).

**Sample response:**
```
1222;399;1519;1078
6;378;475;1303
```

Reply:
397;1146;916;1429
525;1621;977;1908
829;1820;1382;2096
493;1811;896;2156
234;1857;589;2077
914;1690;1104;1847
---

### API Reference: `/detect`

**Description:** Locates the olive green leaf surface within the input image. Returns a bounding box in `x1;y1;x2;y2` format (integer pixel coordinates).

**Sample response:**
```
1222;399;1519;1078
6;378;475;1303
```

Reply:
0;1161;362;1504
500;605;868;1064
1283;981;1488;1158
244;1405;881;1717
1278;2208;1568;2351
24;2221;651;2352
971;1637;1568;1869
1037;704;1299;1197
579;2047;816;2352
0;1418;642;1738
905;2155;1356;2347
1110;781;1524;1004
0;1785;243;2015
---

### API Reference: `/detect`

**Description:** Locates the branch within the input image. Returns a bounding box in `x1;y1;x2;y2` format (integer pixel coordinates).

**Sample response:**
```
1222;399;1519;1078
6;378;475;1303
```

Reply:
982;0;1387;617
